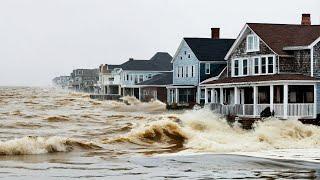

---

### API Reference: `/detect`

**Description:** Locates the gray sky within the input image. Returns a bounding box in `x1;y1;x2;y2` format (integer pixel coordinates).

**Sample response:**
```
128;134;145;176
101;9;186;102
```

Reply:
0;0;319;86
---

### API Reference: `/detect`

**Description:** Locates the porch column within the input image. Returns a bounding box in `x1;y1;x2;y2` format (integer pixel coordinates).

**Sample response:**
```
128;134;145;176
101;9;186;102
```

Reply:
234;87;239;104
283;84;288;119
205;88;208;104
167;88;170;104
211;89;214;103
118;86;121;95
253;86;257;117
270;85;274;113
314;84;317;118
196;86;201;104
175;88;179;104
138;87;142;101
220;88;223;105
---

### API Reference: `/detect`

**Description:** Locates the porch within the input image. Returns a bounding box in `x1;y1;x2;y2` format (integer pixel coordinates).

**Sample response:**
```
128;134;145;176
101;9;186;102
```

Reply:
167;86;197;107
205;84;317;119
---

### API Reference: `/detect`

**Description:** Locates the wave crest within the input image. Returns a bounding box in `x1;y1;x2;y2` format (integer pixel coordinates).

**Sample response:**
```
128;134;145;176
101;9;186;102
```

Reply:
0;136;101;155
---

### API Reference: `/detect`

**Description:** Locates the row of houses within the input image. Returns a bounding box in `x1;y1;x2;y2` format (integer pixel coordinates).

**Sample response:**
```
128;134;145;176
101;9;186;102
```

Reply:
54;14;320;120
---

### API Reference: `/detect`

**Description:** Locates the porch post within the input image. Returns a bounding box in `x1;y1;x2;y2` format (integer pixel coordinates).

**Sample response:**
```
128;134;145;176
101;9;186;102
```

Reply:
167;88;170;104
234;86;239;104
283;84;288;119
138;87;142;101
196;86;201;104
211;89;214;103
175;88;179;104
270;85;274;114
205;88;208;104
314;84;317;118
253;86;257;117
220;88;223;105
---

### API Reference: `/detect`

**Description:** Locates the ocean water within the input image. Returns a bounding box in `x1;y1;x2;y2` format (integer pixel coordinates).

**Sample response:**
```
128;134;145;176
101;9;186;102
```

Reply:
0;87;320;179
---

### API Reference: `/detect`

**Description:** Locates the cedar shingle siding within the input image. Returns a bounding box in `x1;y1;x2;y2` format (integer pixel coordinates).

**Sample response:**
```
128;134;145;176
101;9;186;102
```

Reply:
314;42;320;78
227;31;275;77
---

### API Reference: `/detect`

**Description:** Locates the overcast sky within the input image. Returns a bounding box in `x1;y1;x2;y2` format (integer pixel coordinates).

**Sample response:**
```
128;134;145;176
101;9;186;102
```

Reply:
0;0;319;86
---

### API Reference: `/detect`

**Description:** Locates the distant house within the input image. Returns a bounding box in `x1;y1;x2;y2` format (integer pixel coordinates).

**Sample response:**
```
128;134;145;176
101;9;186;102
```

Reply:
167;28;235;108
135;72;172;103
97;64;122;95
70;69;99;93
120;52;173;99
52;76;71;89
202;14;320;119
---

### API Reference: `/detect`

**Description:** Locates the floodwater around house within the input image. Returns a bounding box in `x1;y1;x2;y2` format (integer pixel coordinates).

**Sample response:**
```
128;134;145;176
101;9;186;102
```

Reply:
1;87;320;179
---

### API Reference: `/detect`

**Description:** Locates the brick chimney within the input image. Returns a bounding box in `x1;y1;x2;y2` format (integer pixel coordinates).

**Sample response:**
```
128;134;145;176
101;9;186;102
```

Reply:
211;28;220;39
301;14;311;25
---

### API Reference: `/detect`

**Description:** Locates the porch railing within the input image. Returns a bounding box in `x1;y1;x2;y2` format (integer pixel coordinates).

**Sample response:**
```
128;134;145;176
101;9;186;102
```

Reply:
210;103;314;118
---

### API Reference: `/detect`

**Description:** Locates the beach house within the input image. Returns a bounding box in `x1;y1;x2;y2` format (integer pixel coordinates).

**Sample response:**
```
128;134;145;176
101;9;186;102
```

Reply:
202;14;320;119
167;28;235;108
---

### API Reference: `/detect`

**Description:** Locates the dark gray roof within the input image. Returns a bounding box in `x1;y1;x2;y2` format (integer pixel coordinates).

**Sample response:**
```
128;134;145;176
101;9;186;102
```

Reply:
137;72;173;86
184;38;235;61
120;52;173;71
108;65;121;69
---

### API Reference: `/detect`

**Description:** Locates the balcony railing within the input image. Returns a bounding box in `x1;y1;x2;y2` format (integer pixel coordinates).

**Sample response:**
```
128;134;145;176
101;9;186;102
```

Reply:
210;103;314;118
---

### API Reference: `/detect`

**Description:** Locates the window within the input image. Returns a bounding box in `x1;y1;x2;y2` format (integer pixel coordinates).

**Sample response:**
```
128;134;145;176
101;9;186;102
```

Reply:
243;59;248;75
126;74;129;81
182;66;184;78
268;57;274;73
185;66;188;77
176;67;179;78
184;51;187;55
191;66;194;77
134;75;138;84
148;74;152;79
247;34;259;52
188;54;191;58
130;75;133;81
254;57;259;74
234;60;239;76
205;63;210;74
180;56;182;60
139;75;143;82
261;57;266;74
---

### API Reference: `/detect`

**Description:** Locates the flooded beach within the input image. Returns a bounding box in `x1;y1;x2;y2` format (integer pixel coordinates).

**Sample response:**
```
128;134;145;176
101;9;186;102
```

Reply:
1;87;320;179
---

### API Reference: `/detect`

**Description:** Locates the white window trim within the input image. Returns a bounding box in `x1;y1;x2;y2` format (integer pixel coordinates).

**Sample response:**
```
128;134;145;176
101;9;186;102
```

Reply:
232;55;276;77
246;34;260;53
205;63;210;74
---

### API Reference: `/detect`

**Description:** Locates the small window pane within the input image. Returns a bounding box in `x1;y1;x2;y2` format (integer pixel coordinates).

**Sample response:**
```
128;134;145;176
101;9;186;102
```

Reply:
254;58;259;74
261;57;266;74
268;57;274;73
234;60;239;76
205;63;210;74
243;59;248;75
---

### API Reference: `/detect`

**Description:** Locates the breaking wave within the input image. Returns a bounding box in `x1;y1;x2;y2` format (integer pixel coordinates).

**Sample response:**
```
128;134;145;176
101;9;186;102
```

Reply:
108;108;320;153
0;136;101;155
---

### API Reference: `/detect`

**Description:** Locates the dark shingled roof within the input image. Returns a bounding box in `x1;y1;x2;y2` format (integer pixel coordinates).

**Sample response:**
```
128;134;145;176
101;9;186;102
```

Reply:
137;72;173;86
203;74;317;85
120;52;173;71
248;23;320;55
184;38;235;61
108;65;121;69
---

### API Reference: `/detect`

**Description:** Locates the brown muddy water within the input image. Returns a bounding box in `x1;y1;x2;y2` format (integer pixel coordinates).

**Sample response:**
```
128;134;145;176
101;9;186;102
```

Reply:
1;87;320;179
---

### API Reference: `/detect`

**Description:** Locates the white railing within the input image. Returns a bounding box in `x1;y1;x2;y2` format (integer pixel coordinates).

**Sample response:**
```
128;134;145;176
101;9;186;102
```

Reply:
210;103;314;118
288;103;314;117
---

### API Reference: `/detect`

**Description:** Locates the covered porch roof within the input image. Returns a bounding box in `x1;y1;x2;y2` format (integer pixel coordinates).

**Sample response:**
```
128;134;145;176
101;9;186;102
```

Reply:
201;74;318;87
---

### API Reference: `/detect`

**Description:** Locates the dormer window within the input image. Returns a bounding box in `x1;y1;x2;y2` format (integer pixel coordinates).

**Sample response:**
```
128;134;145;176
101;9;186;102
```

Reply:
246;34;259;52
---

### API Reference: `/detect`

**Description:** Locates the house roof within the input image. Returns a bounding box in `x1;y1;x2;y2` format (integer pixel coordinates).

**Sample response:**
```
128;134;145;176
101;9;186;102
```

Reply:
248;23;320;55
202;73;317;85
184;38;235;61
120;52;173;71
137;72;173;86
108;65;121;69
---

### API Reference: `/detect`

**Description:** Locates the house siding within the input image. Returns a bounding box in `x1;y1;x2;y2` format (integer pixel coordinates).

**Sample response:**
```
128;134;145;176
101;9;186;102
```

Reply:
120;71;161;86
279;50;311;76
227;31;276;77
313;41;320;79
199;63;226;82
173;40;199;85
